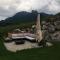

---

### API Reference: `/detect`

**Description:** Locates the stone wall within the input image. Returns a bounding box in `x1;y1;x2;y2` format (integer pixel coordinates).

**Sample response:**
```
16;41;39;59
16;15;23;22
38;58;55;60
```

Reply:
41;20;60;41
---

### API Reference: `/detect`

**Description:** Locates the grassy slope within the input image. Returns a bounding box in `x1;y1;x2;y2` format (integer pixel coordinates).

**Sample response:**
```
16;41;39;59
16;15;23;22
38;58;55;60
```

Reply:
0;24;60;60
0;22;35;36
0;36;60;60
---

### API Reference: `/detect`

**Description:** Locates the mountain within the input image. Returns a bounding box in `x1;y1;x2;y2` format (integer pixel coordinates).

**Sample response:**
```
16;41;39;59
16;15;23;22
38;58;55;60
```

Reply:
0;11;38;26
0;11;60;26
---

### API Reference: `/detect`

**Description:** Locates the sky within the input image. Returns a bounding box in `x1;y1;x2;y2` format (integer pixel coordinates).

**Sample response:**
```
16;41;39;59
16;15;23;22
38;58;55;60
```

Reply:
0;0;60;20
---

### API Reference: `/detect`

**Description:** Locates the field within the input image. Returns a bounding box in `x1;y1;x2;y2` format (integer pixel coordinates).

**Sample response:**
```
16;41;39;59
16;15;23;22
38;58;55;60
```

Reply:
0;36;60;60
0;24;60;60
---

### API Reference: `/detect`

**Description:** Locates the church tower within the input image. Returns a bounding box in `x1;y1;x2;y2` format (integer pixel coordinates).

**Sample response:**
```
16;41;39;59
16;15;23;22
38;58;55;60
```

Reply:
36;14;43;42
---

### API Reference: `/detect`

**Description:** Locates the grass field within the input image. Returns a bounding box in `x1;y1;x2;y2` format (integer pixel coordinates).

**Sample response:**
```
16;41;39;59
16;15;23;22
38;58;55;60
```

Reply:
0;36;60;60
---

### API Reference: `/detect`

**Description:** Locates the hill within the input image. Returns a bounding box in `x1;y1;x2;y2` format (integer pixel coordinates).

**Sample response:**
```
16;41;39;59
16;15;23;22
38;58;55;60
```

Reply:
0;11;37;26
0;11;52;26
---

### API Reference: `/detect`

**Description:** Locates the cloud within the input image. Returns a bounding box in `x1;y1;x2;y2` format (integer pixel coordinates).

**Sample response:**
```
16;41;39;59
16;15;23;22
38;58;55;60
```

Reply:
0;0;60;20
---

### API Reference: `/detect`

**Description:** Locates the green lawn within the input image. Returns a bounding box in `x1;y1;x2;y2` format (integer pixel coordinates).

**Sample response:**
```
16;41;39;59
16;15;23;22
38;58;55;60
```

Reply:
0;36;60;60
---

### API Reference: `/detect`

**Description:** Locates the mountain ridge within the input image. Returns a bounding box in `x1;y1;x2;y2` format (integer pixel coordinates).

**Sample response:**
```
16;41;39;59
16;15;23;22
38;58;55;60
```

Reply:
0;11;60;26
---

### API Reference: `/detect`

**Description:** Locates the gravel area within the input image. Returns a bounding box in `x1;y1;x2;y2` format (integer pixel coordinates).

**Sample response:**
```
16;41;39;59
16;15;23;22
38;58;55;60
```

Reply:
4;41;39;52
